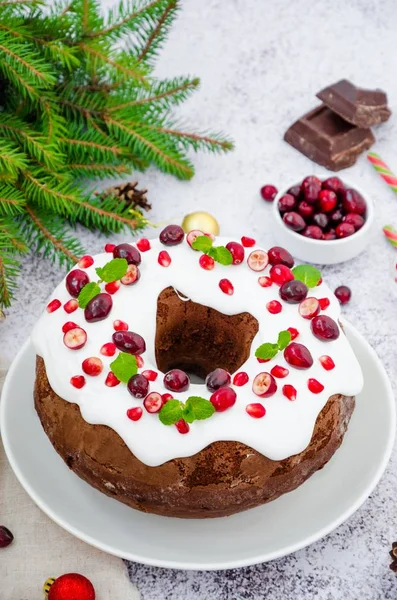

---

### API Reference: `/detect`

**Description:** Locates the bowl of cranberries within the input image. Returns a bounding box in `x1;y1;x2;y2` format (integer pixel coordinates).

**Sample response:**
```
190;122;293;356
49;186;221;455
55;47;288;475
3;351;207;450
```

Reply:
272;175;374;264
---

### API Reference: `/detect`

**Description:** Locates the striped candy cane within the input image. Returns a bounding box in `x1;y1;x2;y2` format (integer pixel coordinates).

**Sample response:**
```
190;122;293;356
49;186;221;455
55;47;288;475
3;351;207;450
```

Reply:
367;152;397;194
383;225;397;248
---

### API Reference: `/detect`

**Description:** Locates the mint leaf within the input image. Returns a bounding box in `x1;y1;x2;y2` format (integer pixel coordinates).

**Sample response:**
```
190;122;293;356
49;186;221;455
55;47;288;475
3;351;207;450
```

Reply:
192;235;213;253
255;343;279;360
96;258;128;283
110;352;137;383
78;282;101;308
184;396;215;422
277;330;292;351
208;246;233;266
292;265;321;288
159;399;184;425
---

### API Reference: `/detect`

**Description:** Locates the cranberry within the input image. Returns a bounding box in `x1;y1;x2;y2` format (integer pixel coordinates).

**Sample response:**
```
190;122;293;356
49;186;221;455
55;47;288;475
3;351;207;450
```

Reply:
199;254;215;270
313;212;329;230
323;230;336;240
127;407;143;421
298;201;314;220
334;285;351;305
63;327;87;350
330;208;344;225
128;374;150;398
248;250;269;272
266;300;282;314
233;372;249;386
282;211;306;232
160;224;184;246
187;229;205;249
175;419;190;434
336;222;355;238
269;264;294;285
311;315;340;341
0;526;14;548
205;368;231;392
284;342;313;369
113;243;141;265
302;225;323;239
210;387;236;412
287;185;302;199
121;264;140;285
317;189;337;213
343;213;365;230
66;269;90;297
342;189;366;216
319;355;335;371
282;384;297;401
268;246;294;268
112;331;146;354
246;403;266;418
301;176;322;204
279;280;308;303
85;293;112;322
144;392;163;413
278;194;296;213
252;372;277;397
308;378;324;394
164;369;190;392
299;297;320;319
260;184;278;202
82;357;103;376
322;177;345;195
225;241;245;264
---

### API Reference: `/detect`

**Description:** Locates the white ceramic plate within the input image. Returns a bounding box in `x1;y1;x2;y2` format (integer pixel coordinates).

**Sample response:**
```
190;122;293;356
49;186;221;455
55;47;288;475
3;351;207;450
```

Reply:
1;321;395;571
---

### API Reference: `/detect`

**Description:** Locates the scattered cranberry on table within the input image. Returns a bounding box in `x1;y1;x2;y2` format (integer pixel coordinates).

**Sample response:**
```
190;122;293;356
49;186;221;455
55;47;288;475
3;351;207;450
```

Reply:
0;525;14;548
334;285;351;305
260;184;278;202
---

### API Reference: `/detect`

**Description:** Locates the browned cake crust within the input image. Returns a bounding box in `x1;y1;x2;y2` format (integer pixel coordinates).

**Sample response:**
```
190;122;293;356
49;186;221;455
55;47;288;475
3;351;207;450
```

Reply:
34;356;355;519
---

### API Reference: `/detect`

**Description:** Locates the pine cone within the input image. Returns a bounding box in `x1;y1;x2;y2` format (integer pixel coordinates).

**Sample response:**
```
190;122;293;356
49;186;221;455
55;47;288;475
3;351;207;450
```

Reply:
98;181;151;211
390;542;397;572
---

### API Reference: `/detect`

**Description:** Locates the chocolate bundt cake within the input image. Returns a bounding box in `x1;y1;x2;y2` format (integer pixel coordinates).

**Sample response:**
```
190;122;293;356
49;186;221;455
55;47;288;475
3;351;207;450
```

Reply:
32;229;363;518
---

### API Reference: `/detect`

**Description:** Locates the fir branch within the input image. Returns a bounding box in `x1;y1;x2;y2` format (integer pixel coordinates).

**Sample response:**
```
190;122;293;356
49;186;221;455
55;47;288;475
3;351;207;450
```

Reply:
136;0;176;64
0;253;19;308
79;42;147;83
88;0;164;40
109;77;199;112
0;217;28;255
0;184;26;216
139;122;234;152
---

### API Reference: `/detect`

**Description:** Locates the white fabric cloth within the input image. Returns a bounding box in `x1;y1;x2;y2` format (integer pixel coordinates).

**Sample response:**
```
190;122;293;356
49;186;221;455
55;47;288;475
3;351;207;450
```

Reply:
0;357;140;600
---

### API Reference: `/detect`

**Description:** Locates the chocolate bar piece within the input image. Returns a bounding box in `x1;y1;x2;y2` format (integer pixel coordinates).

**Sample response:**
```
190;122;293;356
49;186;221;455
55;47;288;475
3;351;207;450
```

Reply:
317;79;391;128
284;104;375;171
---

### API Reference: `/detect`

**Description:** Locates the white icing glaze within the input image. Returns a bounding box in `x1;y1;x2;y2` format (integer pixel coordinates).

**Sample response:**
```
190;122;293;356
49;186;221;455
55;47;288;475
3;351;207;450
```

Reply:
31;236;363;467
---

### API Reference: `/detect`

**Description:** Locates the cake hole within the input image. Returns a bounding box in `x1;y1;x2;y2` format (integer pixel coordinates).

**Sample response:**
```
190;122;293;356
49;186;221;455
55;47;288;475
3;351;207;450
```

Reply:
155;287;259;379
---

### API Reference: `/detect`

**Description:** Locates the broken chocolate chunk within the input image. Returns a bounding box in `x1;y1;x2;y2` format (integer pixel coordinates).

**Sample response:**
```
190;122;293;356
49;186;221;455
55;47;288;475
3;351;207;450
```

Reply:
317;79;391;128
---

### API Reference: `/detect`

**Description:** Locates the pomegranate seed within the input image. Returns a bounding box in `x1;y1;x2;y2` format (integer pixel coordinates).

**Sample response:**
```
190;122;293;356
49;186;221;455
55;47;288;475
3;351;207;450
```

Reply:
127;407;143;421
287;185;302;199
160;224;184;246
162;393;173;403
336;222;355;238
301;175;322;203
308;378;324;394
319;297;330;310
341;188;366;216
323;230;337;241
246;403;266;418
82;357;103;376
278;194;296;213
233;371;249;386
322;177;345;194
121;264;140;285
260;184;278;202
78;255;94;269
136;355;144;368
266;300;282;314
206;368;231;392
164;369;190;392
284;343;313;369
142;369;158;382
226;241;245;264
268;246;294;268
241;236;256;247
175;419;190;434
46;299;61;313
317;189;337;213
113;243;141;265
298;201;314;219
257;357;270;363
66;269;89;297
113;319;128;331
144;392;163;413
283;211;306;232
258;276;272;287
113;330;146;354
344;213;365;230
105;280;121;294
269;264;294;285
186;229;204;249
334;285;351;305
63;327;87;350
100;342;117;356
280;280;308;303
199;254;215;270
70;375;85;389
248;249;269;272
62;321;78;333
282;384;297;401
219;278;234;295
299;297;320;319
128;374;150;398
270;365;289;378
105;243;116;253
302;225;323;239
0;526;14;548
85;293;113;323
64;299;78;313
210;387;237;412
252;372;277;397
287;327;299;340
157;250;171;267
319;355;335;371
105;372;120;387
311;315;340;341
136;238;151;252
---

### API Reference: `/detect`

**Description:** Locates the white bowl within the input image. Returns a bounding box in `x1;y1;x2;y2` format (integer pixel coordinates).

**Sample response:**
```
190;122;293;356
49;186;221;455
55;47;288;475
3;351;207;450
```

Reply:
271;179;375;265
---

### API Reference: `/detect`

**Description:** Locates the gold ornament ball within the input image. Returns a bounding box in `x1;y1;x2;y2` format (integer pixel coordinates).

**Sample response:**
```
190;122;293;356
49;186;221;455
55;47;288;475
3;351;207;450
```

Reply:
182;212;220;235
